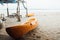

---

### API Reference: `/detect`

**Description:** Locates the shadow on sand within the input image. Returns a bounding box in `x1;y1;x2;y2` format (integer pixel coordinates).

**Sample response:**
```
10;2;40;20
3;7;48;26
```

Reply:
0;34;14;40
0;34;25;40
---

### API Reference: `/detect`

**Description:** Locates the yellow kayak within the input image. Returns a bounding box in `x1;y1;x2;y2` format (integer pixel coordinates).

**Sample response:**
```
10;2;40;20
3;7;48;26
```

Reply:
26;13;34;17
6;18;38;39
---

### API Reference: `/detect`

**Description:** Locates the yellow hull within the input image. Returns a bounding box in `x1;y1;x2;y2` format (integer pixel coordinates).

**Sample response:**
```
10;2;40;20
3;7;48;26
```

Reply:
6;18;38;39
26;13;34;17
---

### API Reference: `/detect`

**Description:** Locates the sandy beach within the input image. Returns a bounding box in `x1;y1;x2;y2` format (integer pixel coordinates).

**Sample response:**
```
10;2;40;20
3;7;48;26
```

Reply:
0;10;60;40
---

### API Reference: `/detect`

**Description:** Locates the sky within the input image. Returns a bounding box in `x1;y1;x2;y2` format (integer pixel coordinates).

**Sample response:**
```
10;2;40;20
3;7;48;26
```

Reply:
26;0;60;10
0;0;60;10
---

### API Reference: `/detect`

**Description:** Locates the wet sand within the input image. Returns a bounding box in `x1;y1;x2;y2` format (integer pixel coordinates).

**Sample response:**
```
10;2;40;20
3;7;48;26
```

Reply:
0;12;60;40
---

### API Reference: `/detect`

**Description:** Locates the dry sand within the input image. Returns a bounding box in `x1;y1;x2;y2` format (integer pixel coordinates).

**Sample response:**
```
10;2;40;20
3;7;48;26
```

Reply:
0;12;60;40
